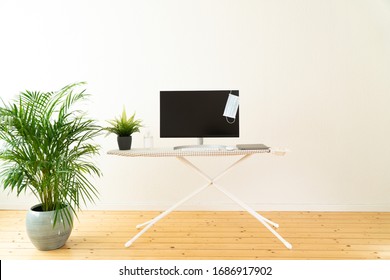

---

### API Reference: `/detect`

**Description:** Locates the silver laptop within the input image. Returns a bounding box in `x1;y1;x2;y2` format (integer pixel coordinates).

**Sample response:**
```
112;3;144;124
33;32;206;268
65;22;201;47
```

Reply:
236;144;270;150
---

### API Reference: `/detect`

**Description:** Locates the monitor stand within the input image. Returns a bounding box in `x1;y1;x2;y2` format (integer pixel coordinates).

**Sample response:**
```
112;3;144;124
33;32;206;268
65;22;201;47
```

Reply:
173;138;227;151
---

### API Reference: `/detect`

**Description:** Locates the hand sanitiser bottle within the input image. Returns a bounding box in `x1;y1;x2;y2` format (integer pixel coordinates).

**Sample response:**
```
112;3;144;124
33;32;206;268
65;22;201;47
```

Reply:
143;129;154;149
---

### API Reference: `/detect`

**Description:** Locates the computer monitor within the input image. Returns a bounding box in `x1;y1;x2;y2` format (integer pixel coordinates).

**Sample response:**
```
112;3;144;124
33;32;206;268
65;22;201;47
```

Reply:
160;90;239;147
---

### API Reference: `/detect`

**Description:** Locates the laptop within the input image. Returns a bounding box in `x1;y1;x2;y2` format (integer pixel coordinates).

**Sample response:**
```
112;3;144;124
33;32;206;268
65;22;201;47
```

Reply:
236;144;270;151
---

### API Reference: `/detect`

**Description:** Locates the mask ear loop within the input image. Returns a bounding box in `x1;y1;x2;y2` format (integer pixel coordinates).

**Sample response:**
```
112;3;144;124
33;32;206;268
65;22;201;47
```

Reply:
226;116;236;124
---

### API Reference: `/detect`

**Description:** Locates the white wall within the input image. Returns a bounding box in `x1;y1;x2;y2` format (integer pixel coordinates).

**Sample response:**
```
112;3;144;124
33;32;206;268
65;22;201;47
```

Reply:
0;0;389;211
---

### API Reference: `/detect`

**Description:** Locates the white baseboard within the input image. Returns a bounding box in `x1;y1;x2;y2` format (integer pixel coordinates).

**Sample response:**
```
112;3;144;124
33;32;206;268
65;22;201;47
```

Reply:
90;202;390;212
2;202;389;212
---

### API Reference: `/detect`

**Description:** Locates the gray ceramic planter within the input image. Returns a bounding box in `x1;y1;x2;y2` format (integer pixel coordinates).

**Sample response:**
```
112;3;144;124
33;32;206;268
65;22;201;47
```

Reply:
26;204;73;251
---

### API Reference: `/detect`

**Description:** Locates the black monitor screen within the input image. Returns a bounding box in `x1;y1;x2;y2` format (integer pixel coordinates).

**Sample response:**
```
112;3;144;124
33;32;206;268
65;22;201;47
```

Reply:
160;90;239;138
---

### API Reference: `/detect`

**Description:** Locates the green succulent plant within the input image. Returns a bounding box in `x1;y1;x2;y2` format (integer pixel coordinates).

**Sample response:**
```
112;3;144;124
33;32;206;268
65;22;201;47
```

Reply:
104;107;142;137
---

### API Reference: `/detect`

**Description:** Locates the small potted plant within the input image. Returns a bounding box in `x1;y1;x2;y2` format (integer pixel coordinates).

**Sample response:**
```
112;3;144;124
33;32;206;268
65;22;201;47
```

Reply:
0;82;102;250
104;107;142;150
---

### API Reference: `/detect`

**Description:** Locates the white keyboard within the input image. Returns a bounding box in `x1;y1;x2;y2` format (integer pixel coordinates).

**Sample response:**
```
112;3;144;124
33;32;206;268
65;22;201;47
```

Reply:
175;145;237;152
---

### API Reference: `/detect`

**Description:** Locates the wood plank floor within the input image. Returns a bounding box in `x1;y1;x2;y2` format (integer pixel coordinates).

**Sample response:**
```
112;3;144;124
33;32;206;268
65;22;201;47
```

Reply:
1;210;389;260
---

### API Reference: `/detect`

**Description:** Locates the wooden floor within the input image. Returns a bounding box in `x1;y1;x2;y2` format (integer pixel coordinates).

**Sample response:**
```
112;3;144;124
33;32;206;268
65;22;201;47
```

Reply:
0;210;389;260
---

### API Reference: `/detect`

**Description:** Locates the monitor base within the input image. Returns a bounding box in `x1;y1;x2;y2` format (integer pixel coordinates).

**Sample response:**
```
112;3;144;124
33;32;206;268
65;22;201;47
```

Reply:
173;145;227;151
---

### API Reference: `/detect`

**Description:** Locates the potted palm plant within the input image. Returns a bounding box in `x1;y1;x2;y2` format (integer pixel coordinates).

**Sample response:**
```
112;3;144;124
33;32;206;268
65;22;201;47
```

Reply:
0;82;102;250
104;107;142;150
